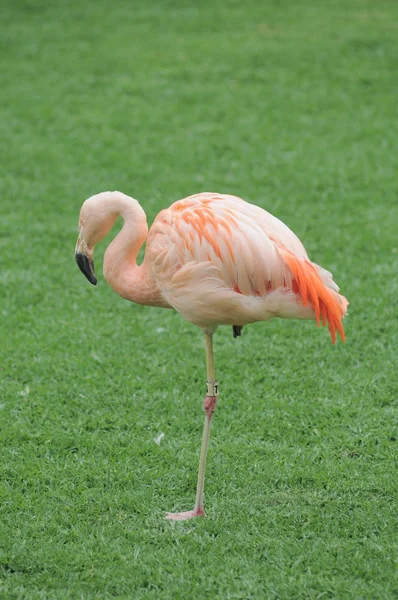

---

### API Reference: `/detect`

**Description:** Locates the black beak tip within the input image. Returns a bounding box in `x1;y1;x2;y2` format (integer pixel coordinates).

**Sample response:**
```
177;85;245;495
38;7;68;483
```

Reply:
75;252;97;286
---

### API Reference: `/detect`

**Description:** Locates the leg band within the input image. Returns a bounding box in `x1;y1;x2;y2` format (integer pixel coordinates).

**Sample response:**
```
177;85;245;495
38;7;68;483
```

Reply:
206;380;219;396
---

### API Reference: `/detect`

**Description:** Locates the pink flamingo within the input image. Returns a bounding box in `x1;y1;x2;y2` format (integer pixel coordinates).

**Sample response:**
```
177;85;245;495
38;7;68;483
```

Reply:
75;191;348;520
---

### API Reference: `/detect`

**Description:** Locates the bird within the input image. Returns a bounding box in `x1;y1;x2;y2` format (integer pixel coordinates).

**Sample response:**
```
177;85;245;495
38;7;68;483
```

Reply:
75;190;348;520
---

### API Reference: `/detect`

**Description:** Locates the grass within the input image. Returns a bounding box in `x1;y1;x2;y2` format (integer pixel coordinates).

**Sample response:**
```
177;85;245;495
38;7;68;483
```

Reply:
1;0;398;597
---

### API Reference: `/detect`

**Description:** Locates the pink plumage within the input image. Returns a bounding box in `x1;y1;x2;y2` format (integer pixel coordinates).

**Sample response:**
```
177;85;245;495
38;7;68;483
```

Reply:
147;192;347;341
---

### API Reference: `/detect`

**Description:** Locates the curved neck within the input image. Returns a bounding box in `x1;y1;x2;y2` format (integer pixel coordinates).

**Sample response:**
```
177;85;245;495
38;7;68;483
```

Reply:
101;192;165;307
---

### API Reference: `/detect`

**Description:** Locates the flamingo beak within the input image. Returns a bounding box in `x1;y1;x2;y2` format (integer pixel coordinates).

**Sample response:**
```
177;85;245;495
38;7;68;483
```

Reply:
75;236;97;285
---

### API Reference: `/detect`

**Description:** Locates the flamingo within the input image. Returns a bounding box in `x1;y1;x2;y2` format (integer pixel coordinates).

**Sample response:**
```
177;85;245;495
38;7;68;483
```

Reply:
75;191;348;520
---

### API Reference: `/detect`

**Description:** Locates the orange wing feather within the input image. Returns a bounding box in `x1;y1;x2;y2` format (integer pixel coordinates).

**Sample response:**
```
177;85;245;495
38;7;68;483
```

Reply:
278;246;347;343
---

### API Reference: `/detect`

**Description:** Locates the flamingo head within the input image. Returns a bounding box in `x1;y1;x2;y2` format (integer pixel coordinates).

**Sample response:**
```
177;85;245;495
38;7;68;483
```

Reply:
75;193;119;286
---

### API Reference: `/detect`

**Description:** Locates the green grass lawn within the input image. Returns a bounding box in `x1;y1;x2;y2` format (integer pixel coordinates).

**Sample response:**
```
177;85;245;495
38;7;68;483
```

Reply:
1;0;398;597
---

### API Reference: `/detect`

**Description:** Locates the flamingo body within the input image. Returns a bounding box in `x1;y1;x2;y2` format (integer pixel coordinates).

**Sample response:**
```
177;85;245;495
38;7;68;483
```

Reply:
146;192;347;341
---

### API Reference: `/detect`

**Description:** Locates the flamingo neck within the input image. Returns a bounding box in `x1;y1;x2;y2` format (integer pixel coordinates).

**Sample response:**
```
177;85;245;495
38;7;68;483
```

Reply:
102;193;165;307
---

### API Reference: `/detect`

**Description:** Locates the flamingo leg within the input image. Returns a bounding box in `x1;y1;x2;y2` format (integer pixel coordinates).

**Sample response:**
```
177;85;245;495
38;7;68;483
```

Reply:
165;331;218;521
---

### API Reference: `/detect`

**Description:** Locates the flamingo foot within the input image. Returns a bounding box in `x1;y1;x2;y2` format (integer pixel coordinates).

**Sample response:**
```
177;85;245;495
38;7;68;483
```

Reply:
165;508;206;521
